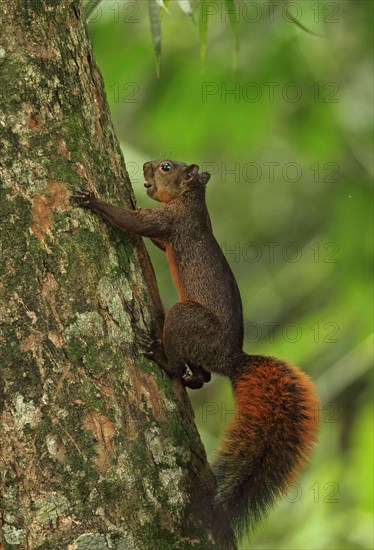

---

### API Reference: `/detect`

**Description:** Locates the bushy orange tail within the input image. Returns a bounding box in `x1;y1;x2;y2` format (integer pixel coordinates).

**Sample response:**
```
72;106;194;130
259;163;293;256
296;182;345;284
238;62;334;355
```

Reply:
212;354;318;545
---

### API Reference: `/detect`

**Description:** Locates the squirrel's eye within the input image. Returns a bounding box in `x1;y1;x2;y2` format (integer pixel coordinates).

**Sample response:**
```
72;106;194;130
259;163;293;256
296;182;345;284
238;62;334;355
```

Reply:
161;163;171;172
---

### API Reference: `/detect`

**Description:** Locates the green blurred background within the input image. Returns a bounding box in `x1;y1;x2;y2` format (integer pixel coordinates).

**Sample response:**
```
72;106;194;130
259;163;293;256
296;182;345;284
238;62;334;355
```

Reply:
86;1;373;548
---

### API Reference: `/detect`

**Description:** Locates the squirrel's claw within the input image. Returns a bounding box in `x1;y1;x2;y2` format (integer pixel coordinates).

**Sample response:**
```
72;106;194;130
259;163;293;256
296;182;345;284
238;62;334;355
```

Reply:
139;335;162;349
139;335;167;369
71;188;95;207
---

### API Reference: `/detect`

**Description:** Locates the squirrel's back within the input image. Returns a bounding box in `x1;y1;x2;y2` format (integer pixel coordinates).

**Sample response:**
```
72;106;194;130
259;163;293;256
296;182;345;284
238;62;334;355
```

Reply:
167;200;244;348
74;159;319;549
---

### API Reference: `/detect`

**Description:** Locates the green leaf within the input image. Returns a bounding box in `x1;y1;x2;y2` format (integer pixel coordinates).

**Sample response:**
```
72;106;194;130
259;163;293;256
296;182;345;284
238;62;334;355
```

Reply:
178;0;194;22
285;8;321;37
85;0;104;21
199;0;209;67
149;0;162;77
224;0;239;70
156;0;171;15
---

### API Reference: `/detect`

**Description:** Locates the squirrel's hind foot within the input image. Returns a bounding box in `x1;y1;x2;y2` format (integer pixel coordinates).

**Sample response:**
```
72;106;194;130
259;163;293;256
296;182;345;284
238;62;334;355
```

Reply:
182;364;211;390
140;335;168;370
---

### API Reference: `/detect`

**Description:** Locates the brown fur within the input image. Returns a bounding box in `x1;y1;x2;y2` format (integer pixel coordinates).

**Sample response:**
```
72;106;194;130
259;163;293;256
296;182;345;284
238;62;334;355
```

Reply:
73;160;319;548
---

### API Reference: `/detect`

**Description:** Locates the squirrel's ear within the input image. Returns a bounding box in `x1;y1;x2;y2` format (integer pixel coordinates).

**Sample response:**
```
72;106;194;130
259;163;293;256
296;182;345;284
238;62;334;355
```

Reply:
199;172;211;186
185;164;199;182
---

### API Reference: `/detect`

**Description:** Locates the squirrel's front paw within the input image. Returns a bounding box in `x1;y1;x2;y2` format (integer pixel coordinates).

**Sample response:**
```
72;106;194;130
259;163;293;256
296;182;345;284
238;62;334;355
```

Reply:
71;189;97;208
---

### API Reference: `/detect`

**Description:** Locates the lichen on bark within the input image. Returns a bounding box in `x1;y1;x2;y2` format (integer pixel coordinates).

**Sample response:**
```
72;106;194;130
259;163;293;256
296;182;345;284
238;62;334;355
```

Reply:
0;1;216;548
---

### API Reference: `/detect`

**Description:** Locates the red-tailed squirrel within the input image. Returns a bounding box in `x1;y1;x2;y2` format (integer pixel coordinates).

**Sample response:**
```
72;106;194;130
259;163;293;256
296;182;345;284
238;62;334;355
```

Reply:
73;160;318;548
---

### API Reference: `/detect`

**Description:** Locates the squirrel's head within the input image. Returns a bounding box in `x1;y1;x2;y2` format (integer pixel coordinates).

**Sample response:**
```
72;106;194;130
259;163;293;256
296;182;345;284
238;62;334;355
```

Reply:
143;160;211;203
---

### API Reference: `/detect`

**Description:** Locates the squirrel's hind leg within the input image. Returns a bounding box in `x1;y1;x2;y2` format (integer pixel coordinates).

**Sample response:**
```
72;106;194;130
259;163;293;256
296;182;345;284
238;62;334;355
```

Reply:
183;363;211;389
163;302;234;383
140;333;209;389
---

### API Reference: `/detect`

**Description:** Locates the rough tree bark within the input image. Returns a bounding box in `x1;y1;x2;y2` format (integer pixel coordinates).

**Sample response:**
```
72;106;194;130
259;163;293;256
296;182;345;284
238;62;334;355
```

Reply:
0;2;216;548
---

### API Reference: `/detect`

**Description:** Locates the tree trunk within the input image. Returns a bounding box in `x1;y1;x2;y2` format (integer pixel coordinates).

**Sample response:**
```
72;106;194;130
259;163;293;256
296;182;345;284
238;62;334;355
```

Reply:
0;2;216;548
